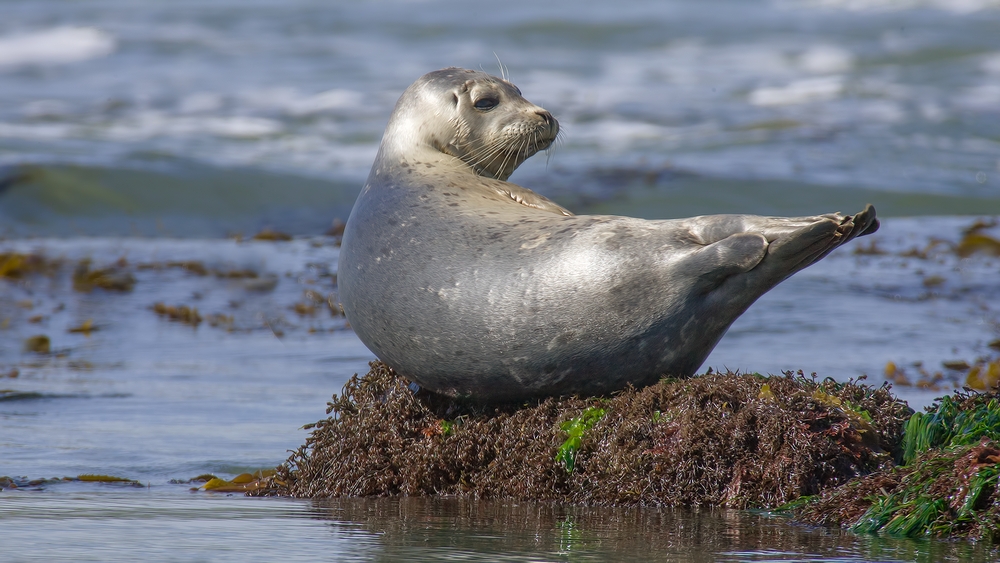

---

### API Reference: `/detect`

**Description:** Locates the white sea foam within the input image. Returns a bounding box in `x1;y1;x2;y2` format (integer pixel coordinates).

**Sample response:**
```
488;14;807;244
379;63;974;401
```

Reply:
565;120;717;154
918;102;947;122
287;89;366;116
102;113;283;141
798;45;853;74
538;42;802;120
582;121;677;147
237;87;302;112
785;0;1000;13
235;88;368;117
635;41;793;86
0;122;76;140
859;100;907;123
200;117;284;138
581;41;856;119
0;27;115;67
748;76;845;106
955;84;1000;112
201;137;378;178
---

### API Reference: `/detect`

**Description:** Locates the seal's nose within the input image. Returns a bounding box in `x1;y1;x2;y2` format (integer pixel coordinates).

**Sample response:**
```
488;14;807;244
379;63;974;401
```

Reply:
536;110;558;137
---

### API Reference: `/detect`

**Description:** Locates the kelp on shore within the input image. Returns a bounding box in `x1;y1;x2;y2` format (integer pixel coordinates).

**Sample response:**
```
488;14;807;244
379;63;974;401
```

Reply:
794;391;1000;541
255;361;910;509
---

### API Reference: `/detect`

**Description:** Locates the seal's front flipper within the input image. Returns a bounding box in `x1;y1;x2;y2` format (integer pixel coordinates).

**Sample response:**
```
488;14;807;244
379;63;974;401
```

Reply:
502;183;574;216
687;232;768;293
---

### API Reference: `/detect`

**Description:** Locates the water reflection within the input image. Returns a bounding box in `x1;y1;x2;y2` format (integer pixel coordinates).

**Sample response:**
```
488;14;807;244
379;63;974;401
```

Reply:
3;491;996;561
306;497;999;562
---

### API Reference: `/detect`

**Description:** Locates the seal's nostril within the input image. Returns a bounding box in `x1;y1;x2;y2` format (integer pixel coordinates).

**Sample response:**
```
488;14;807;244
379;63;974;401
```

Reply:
536;110;552;125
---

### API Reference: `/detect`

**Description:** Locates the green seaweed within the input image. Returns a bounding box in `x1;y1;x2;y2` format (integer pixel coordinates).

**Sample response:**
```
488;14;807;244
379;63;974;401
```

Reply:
902;396;1000;464
798;389;1000;541
962;462;1000;517
951;399;1000;446
848;398;1000;538
851;493;905;535
772;494;818;513
882;497;948;537
556;406;606;473
440;419;454;437
848;461;952;539
845;445;1000;539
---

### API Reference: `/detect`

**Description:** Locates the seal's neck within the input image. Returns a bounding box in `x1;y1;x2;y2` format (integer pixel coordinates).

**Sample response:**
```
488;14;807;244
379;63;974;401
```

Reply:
375;115;483;180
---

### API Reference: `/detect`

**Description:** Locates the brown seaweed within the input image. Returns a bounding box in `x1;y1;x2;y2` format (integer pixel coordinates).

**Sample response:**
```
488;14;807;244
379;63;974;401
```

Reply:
253;361;909;510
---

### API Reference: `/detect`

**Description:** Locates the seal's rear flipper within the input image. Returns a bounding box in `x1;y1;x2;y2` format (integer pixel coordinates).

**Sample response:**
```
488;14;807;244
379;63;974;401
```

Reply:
854;203;879;237
790;203;878;269
766;217;840;263
762;204;879;282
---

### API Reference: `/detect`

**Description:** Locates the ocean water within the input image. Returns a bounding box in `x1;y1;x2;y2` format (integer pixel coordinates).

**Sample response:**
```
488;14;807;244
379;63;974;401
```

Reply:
2;0;1000;237
2;0;1000;560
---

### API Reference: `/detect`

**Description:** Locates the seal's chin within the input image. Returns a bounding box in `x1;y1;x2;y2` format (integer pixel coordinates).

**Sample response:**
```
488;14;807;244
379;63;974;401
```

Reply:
522;120;558;159
447;132;557;180
489;140;549;180
441;112;559;179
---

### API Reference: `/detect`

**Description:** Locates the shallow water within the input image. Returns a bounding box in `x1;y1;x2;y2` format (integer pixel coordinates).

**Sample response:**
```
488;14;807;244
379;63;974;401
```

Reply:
2;225;999;560
2;0;1000;560
3;494;1000;562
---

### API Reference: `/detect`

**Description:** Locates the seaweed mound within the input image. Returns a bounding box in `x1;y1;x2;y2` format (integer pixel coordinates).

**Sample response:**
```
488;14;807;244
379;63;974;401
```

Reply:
260;361;910;508
795;392;1000;541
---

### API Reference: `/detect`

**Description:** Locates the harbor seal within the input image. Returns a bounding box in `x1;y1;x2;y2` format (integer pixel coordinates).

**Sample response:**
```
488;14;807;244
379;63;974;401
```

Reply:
339;67;879;402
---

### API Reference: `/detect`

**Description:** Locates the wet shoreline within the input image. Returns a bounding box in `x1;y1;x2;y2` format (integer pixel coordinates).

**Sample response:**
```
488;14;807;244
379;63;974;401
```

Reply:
2;218;999;559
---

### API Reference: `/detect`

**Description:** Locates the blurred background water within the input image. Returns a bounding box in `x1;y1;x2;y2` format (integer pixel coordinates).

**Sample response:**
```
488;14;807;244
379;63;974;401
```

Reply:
2;0;1000;560
2;0;1000;236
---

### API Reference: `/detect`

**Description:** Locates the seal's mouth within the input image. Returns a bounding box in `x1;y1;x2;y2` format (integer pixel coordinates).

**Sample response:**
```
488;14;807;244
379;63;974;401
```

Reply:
448;111;560;181
524;114;559;155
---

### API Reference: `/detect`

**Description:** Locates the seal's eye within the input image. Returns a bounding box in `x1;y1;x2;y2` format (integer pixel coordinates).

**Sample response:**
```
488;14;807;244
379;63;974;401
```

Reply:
473;97;499;111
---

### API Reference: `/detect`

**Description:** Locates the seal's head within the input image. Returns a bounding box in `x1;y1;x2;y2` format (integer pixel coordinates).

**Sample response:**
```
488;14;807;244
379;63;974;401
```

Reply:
381;67;559;181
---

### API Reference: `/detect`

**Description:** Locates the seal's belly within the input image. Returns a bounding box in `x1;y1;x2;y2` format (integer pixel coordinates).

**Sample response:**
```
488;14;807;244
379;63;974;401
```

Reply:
339;186;707;399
